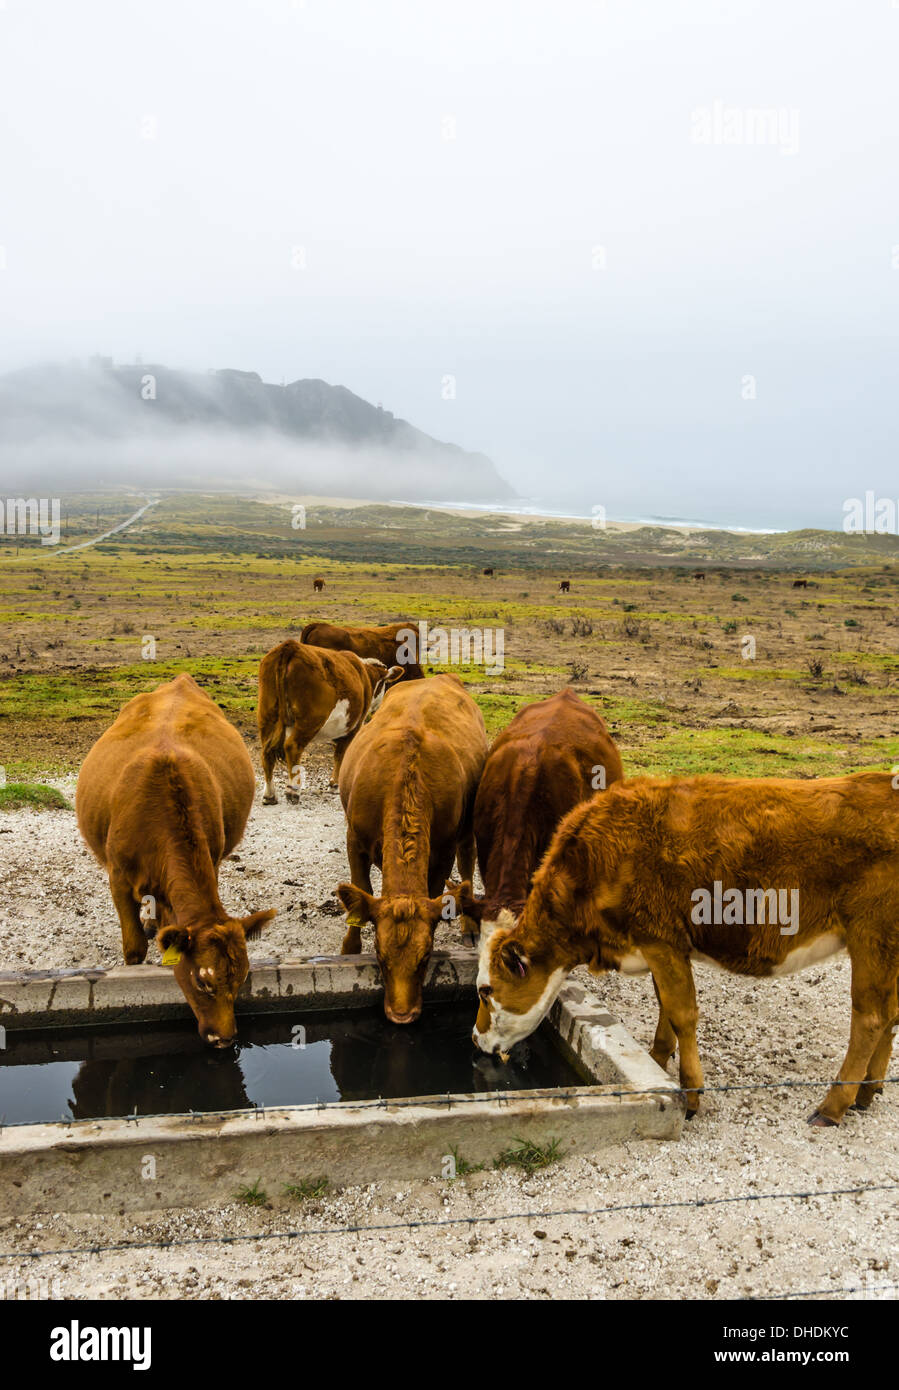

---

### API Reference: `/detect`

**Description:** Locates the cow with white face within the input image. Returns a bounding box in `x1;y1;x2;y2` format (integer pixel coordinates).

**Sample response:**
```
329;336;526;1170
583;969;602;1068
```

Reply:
471;771;899;1127
469;907;580;1060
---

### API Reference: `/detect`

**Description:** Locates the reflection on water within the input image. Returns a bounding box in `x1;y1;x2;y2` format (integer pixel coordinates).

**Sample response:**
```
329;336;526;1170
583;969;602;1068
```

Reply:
0;1004;588;1124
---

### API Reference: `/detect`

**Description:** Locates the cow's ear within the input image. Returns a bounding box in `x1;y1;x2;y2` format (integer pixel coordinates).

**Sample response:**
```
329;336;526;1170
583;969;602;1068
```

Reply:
385;665;404;686
241;908;277;941
500;940;530;979
157;925;191;958
337;883;379;925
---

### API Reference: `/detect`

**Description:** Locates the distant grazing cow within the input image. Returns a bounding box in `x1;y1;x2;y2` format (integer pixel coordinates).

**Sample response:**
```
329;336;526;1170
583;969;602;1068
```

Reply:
793;578;809;589
75;674;276;1047
301;620;425;681
257;640;403;801
483;568;495;577
337;674;487;1023
692;571;705;581
470;772;899;1125
559;580;571;593
313;576;325;592
472;690;623;918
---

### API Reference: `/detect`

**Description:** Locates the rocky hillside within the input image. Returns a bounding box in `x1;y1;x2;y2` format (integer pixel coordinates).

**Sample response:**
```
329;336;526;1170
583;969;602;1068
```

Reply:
0;360;512;502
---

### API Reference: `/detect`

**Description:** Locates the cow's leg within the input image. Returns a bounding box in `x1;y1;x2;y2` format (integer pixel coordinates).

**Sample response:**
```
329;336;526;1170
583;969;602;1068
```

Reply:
110;872;149;965
811;958;897;1125
454;827;476;886
341;833;372;953
853;980;898;1110
330;733;355;789
649;976;677;1071
283;729;307;803
261;744;279;805
257;685;282;805
428;850;457;900
642;948;703;1115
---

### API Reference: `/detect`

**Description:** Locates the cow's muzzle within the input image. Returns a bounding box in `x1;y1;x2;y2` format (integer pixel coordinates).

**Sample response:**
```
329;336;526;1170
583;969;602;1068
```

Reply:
385;1002;421;1025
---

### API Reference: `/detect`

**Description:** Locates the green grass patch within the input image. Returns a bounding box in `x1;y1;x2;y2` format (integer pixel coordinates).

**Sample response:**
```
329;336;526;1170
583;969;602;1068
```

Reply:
234;1179;268;1207
0;782;72;811
698;666;806;682
492;1136;564;1174
282;1177;329;1201
0;658;262;722
624;726;879;778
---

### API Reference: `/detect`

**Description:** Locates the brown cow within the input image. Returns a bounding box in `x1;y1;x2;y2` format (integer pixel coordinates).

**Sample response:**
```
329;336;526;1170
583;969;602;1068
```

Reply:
301;620;425;682
75;674;276;1046
470;772;899;1126
336;674;487;1023
257;640;403;802
558;580;571;593
483;568;495;577
692;571;705;581
313;576;325;592
473;690;623;917
793;578;809;589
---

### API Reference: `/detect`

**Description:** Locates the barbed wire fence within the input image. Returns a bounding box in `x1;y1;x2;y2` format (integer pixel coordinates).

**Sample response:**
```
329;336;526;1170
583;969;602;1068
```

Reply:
2;1069;898;1132
1;1111;898;1299
2;1071;897;1299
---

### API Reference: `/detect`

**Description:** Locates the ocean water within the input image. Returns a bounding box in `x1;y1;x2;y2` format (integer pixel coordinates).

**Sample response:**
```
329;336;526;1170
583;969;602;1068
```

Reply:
401;498;786;535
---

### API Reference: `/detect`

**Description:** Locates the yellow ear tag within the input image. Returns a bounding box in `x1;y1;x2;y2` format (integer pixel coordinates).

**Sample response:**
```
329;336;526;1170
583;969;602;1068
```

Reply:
346;913;366;928
162;944;182;966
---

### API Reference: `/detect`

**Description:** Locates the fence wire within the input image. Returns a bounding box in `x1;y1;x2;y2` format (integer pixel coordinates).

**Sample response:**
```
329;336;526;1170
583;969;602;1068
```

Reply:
1;1072;896;1131
1;1178;896;1265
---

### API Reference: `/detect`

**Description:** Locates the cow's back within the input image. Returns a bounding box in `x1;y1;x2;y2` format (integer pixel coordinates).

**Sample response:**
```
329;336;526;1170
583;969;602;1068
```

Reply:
301;621;424;680
556;770;899;961
77;673;255;865
339;673;486;831
475;689;622;902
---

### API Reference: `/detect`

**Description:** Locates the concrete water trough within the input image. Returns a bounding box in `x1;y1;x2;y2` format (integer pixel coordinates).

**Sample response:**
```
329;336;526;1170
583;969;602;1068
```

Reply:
0;952;683;1214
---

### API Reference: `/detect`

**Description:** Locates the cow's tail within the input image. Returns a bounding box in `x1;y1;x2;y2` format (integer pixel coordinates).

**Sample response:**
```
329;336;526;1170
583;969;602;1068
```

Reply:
299;622;319;644
259;643;296;764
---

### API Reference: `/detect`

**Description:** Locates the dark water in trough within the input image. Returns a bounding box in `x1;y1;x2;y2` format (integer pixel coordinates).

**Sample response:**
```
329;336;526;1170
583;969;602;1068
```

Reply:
0;1004;587;1124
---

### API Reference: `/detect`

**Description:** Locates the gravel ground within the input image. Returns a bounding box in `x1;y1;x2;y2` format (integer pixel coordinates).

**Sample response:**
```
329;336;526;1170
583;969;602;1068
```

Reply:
1;753;897;1301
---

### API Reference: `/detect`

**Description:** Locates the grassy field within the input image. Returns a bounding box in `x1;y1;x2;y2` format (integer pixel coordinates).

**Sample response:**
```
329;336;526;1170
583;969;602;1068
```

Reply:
1;492;898;782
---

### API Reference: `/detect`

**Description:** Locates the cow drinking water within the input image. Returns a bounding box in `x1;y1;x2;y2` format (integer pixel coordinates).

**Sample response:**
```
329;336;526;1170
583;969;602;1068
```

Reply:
76;674;276;1046
470;771;899;1126
336;674;487;1023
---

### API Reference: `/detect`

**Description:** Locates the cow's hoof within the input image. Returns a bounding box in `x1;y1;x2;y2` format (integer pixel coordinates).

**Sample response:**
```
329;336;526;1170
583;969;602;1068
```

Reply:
851;1086;881;1111
285;792;299;804
807;1110;839;1127
262;795;277;806
685;1108;698;1121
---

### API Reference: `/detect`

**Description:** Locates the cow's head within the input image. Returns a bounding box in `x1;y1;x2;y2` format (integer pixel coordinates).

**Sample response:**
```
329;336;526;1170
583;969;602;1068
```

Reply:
362;660;405;713
469;907;571;1059
156;909;276;1046
337;882;472;1023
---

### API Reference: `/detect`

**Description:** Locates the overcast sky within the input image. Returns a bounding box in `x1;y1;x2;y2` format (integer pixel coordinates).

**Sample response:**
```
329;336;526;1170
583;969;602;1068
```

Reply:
2;0;898;528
